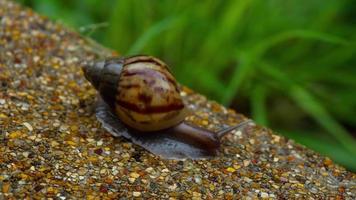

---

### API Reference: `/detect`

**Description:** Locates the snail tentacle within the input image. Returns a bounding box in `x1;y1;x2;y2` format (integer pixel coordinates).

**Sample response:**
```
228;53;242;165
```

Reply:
216;120;252;139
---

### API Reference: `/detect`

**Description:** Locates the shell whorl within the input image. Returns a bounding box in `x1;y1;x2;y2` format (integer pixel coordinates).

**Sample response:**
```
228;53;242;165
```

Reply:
84;56;188;132
115;56;188;132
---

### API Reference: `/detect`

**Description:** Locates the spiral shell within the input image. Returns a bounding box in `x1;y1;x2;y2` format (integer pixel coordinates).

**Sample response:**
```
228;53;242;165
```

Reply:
115;56;189;131
83;56;188;132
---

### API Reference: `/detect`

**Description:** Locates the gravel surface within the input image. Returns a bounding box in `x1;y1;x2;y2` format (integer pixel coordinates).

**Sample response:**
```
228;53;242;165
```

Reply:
0;0;355;199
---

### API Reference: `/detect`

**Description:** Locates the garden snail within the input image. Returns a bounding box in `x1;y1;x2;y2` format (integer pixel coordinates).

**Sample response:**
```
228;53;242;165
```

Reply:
82;55;250;159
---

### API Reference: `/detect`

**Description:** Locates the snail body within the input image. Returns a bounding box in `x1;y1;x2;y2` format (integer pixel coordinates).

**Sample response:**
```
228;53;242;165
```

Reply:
83;55;249;158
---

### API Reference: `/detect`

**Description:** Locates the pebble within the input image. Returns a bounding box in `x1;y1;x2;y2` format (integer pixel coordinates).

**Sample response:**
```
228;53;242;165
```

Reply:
22;151;29;158
168;184;177;191
9;131;23;139
192;192;201;197
97;140;103;146
78;167;87;176
194;176;202;184
260;192;269;198
23;122;33;131
130;172;140;178
2;182;11;193
243;160;250;167
244;177;253;183
133;191;141;197
226;167;236;173
129;178;136;183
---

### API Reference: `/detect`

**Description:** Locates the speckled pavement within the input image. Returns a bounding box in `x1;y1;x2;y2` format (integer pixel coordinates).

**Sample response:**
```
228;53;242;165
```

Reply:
0;0;355;199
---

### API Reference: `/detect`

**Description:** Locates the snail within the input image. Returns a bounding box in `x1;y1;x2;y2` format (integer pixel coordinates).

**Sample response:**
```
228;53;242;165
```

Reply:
82;55;250;159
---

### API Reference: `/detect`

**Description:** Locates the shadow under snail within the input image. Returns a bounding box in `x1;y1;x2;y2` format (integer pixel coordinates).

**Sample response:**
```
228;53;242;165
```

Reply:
82;55;250;159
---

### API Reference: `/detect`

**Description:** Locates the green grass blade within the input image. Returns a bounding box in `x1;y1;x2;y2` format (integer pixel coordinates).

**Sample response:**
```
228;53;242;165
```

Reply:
259;63;356;154
251;85;268;126
127;16;180;55
221;51;254;105
252;29;349;57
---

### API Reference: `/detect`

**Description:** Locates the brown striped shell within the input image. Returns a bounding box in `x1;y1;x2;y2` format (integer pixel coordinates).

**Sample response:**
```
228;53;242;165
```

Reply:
83;55;189;132
115;56;189;131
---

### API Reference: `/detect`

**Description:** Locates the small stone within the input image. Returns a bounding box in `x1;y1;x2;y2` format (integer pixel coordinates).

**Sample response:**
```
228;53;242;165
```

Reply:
192;192;201;197
99;185;108;193
22;152;29;158
112;170;119;176
104;178;113;184
94;148;103;155
23;122;33;131
97;140;103;146
161;168;170;173
234;130;242;137
100;169;107;175
33;56;40;62
78;168;87;176
51;141;59;147
244;177;252;183
145;167;154;173
47;187;55;194
66;140;76;146
260;192;269;198
194;176;202;184
243;160;250;167
20;103;29;111
9;131;22;139
18;173;28;180
70;125;79;132
53;122;60;127
324;158;333;166
226;167;236;173
133;191;141;197
59;125;69;132
233;164;241;170
87;195;95;200
168;183;177;191
2;182;10;193
272;135;281;143
88;156;98;162
130;172;140;178
86;138;95;143
280;177;288;182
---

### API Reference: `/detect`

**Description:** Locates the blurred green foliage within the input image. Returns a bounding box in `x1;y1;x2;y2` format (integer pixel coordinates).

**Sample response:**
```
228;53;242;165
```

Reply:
18;0;356;171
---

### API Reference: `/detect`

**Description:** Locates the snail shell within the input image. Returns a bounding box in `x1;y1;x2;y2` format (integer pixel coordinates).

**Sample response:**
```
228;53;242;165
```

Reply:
83;55;250;159
83;56;188;132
